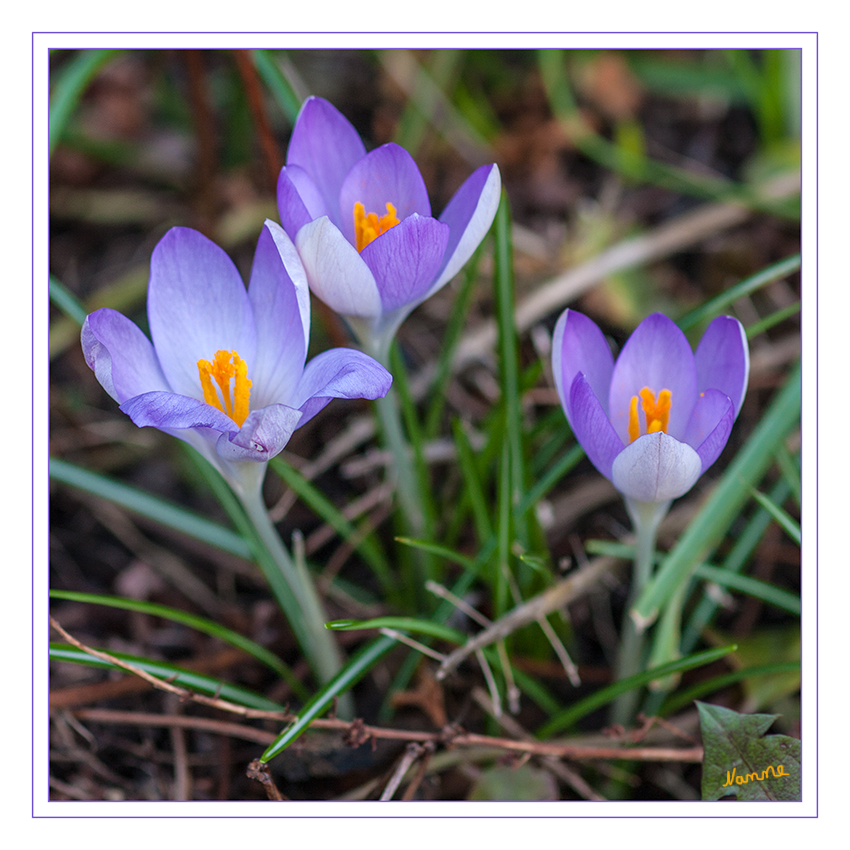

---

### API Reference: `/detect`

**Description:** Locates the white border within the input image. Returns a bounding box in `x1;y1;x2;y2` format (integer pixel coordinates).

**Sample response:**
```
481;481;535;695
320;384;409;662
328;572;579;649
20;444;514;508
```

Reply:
32;29;818;831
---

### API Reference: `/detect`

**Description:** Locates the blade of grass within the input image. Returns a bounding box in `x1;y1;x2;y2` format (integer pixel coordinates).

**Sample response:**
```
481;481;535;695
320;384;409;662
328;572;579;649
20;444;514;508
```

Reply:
50;49;120;155
50;457;252;560
537;645;737;738
677;254;800;331
632;362;801;628
50;589;309;700
251;49;301;125
660;662;800;717
49;644;285;712
49;275;87;325
681;478;792;654
749;487;801;545
260;635;396;762
746;302;801;339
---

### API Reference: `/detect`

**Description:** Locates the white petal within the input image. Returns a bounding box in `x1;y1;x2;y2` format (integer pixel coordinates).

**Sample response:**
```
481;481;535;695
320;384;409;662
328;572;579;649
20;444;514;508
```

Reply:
295;217;382;319
611;432;702;503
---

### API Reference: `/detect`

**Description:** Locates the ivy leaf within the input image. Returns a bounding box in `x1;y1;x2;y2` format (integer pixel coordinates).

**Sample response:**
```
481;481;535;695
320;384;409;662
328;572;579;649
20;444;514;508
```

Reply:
698;702;801;801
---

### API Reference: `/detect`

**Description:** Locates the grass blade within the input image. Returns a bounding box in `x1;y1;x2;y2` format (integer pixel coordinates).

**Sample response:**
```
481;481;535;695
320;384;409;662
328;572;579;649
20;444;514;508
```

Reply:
50;457;252;559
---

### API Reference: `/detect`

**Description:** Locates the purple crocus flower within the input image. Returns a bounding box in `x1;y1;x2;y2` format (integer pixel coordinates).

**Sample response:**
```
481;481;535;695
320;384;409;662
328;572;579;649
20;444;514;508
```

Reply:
82;220;392;494
276;96;501;355
552;310;749;506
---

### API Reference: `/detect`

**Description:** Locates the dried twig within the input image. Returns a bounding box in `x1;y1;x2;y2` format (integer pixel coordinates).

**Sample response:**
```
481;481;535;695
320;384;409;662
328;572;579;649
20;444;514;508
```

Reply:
436;555;621;681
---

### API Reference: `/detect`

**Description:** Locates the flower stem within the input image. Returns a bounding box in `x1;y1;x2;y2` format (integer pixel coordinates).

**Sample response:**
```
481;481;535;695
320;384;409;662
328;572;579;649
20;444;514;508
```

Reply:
236;484;347;698
610;499;668;726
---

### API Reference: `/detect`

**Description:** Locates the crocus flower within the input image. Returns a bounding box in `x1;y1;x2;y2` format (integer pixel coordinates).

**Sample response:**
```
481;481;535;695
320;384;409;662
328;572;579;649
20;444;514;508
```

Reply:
276;96;501;355
552;310;748;507
82;220;392;495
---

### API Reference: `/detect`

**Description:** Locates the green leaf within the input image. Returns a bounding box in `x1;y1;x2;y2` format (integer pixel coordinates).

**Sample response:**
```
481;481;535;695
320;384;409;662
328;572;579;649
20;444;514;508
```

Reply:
49;589;309;701
50;458;253;559
50;50;120;154
698;702;801;801
49;643;285;713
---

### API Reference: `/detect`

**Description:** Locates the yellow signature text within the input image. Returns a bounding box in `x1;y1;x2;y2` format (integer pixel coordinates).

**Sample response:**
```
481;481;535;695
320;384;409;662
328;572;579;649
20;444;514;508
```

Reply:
722;765;789;787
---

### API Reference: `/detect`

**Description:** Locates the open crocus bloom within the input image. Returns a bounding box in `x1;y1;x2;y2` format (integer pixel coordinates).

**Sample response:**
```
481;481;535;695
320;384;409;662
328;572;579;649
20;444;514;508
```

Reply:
552;310;749;506
276;96;501;355
82;221;392;495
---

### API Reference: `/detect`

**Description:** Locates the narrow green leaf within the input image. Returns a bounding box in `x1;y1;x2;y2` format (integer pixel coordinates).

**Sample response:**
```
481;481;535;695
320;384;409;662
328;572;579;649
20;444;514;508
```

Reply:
260;636;396;762
661;663;800;717
50;457;252;559
326;617;465;644
537;645;737;738
677;254;800;331
49;643;285;712
698;702;801;801
49;275;87;325
251;49;301;124
746;302;801;339
49;589;309;700
749;488;801;545
50;49;120;154
395;537;477;571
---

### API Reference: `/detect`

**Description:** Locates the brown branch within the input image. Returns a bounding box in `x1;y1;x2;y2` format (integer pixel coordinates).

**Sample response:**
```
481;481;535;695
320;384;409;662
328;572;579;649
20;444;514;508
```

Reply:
231;49;282;193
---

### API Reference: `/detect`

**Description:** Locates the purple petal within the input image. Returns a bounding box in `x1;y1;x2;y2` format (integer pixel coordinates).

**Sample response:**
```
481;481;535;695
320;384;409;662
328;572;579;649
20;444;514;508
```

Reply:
552;309;614;420
147;227;256;399
286;97;366;226
683;389;735;471
568;373;624;480
277;165;326;240
611;432;702;503
608;313;697;443
292;348;393;425
295;217;383;318
247;221;310;408
429;163;501;296
338;144;431;246
215;404;303;462
694;316;749;418
359;214;450;312
119;391;236;433
82;309;170;403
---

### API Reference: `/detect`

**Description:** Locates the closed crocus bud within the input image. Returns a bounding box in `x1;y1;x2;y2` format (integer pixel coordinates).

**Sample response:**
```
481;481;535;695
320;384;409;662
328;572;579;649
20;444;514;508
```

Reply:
552;310;749;508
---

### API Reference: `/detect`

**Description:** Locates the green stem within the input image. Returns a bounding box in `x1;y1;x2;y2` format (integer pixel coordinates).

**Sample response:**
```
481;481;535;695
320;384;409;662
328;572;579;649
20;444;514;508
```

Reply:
610;498;668;725
236;483;346;696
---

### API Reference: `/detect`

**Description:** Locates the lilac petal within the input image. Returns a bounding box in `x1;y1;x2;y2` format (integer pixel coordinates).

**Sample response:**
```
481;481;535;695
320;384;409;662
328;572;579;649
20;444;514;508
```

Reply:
360;214;450;312
286;97;366;226
552;309;614;420
119;391;236;433
611;432;702;503
147;227;256;400
429;163;501;296
82;309;170;403
292;348;393;425
248;221;310;408
694;316;749;418
683;389;735;472
568;373;625;480
338;144;431;246
215;404;303;462
277;166;327;240
608;313;697;443
295;217;383;318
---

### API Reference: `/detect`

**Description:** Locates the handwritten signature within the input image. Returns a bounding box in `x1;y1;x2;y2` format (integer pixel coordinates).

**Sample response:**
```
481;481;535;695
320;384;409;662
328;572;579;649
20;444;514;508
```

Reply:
722;765;789;787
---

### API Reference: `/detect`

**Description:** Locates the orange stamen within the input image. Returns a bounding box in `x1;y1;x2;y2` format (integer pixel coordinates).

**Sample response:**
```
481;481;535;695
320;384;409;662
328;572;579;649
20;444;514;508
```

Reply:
628;387;672;443
197;349;252;427
354;201;400;252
